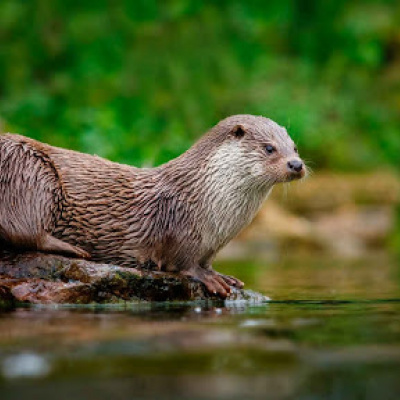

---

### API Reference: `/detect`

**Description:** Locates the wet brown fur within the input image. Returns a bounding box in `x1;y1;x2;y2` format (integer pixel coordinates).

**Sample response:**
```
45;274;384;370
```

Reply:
0;115;304;296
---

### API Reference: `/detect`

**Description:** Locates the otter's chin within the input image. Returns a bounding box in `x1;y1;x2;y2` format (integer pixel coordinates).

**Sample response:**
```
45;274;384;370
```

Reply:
284;169;306;182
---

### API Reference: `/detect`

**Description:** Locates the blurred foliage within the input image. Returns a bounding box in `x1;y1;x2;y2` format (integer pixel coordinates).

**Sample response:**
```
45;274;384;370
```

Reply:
0;0;399;170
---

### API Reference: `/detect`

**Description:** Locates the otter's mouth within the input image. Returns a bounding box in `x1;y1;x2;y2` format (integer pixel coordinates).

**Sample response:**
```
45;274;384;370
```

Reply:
286;170;306;182
282;165;307;183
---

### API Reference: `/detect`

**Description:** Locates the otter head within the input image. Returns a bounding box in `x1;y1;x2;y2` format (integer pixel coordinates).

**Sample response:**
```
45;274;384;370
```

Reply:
210;114;306;189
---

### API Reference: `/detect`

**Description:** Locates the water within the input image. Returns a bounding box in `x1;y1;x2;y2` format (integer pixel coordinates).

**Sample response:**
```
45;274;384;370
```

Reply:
1;254;400;399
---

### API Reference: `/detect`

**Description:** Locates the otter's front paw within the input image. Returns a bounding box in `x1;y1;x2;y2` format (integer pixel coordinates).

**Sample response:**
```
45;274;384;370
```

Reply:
183;268;232;298
217;273;244;289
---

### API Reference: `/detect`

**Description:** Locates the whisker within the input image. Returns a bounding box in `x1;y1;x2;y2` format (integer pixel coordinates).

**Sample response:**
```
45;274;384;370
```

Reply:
281;182;291;200
302;167;313;180
302;158;315;167
305;164;314;175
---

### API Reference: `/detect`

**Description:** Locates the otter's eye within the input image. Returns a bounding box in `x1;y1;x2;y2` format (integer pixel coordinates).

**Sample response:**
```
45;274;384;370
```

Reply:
294;146;298;153
265;145;276;154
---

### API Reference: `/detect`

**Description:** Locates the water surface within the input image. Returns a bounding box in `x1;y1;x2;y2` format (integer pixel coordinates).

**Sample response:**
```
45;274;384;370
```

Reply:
1;254;399;399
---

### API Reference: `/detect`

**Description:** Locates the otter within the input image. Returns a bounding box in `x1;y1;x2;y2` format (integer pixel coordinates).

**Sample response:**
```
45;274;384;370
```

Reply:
0;115;305;297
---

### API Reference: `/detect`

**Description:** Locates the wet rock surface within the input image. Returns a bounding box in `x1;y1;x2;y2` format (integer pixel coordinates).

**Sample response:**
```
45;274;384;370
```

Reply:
0;249;268;305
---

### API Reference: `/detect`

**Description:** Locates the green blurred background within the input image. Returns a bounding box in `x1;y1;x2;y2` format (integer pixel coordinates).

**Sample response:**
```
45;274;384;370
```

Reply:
1;6;400;396
0;0;399;171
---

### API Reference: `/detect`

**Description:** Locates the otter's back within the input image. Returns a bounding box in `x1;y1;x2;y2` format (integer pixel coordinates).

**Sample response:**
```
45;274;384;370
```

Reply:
0;134;146;263
42;138;146;263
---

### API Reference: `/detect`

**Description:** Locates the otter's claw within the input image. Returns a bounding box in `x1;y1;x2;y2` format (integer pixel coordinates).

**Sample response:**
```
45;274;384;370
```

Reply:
217;273;244;288
183;268;233;298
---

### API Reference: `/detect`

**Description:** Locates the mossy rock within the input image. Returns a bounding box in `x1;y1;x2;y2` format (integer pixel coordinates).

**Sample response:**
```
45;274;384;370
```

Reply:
0;249;269;305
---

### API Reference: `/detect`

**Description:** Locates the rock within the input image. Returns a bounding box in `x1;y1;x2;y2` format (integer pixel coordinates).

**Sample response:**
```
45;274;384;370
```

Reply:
0;249;269;305
312;205;394;258
218;202;315;260
218;172;400;260
271;172;400;213
220;201;395;260
240;202;313;242
0;284;15;309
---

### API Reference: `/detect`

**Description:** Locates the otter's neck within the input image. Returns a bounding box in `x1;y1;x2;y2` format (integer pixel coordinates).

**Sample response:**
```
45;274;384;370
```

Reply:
159;141;273;248
199;142;273;247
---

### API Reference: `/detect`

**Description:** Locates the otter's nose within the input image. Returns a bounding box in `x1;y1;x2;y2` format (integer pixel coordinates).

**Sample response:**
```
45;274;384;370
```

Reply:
287;159;303;173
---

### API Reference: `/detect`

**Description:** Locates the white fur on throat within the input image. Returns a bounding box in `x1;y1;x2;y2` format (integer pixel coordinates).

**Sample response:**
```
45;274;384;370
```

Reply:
200;141;273;250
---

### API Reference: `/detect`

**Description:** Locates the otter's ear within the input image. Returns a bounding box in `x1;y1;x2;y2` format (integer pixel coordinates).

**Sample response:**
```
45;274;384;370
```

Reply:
232;124;245;139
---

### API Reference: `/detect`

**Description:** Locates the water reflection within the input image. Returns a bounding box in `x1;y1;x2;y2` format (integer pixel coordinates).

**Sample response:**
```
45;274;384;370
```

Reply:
0;255;399;399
